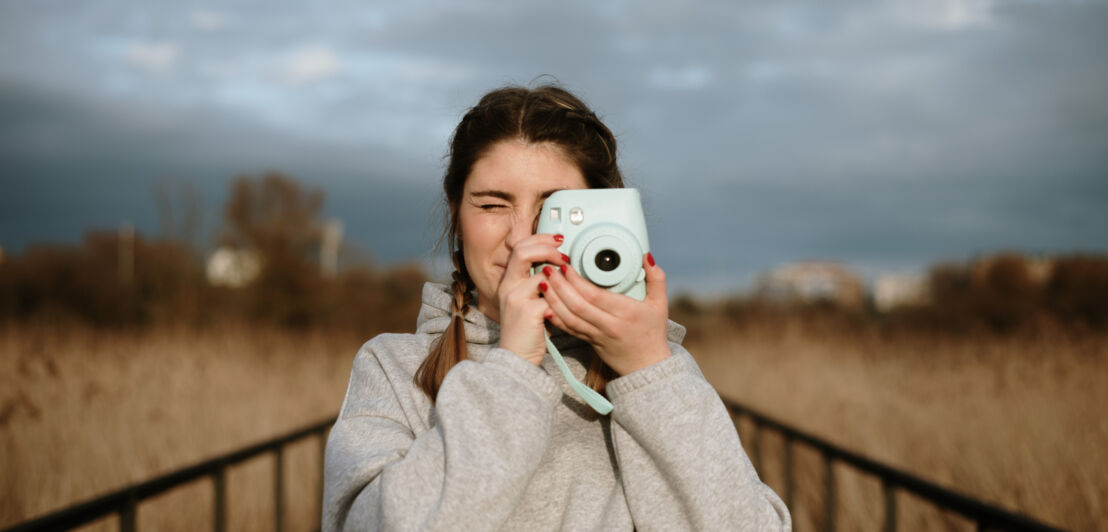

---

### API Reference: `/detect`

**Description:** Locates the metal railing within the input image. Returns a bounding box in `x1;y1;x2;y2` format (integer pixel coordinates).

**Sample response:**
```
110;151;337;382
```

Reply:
4;417;335;532
723;398;1063;532
6;400;1065;532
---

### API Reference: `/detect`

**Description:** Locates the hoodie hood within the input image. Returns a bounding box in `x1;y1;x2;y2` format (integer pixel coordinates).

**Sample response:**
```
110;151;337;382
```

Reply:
414;282;687;347
416;282;501;345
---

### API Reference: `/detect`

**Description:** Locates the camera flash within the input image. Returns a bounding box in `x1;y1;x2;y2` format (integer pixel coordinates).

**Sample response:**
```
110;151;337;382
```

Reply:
570;207;584;225
550;208;560;222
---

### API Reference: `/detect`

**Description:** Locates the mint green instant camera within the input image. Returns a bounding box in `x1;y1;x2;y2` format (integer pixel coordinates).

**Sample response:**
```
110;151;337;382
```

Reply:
536;188;650;301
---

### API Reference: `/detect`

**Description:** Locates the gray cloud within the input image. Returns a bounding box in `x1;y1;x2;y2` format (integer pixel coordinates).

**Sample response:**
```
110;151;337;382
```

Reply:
0;79;439;264
2;0;1106;294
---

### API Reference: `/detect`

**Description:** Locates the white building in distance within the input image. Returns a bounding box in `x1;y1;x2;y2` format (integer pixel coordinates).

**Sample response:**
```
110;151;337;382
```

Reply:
873;273;929;312
206;247;261;288
756;261;866;310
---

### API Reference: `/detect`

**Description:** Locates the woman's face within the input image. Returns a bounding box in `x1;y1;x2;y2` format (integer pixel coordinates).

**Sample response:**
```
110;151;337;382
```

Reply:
458;139;588;323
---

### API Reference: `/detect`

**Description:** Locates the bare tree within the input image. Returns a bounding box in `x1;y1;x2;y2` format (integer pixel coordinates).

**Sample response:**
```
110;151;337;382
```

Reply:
222;172;323;258
221;172;326;325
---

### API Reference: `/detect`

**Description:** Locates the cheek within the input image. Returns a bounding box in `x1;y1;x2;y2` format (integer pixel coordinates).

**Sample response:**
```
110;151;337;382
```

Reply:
459;215;500;264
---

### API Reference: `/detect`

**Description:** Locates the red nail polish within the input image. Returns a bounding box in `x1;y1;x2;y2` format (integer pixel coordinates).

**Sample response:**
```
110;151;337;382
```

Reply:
553;234;564;243
559;264;567;275
544;311;554;320
542;266;553;277
561;253;570;263
647;252;655;267
539;282;548;292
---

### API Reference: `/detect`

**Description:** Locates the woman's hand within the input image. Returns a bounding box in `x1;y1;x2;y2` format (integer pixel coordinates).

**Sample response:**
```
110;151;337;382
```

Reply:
539;253;670;376
496;233;570;366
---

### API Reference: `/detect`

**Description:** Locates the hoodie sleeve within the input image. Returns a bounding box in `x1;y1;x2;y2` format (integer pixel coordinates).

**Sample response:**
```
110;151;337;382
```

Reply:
322;339;562;532
605;344;791;532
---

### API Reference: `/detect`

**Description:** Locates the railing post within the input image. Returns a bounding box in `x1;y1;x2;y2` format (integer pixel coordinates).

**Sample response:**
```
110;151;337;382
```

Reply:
213;466;227;532
883;479;897;532
783;436;794;511
119;492;136;532
274;447;285;532
824;454;836;532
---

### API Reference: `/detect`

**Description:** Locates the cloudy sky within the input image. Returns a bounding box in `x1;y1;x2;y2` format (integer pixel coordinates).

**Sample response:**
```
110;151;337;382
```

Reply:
1;0;1106;295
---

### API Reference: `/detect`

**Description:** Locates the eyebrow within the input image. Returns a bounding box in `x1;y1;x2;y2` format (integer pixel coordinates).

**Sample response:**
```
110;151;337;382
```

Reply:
469;188;566;201
469;190;513;201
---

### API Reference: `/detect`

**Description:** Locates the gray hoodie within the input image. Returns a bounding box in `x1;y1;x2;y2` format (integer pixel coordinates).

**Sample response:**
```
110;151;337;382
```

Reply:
323;283;790;531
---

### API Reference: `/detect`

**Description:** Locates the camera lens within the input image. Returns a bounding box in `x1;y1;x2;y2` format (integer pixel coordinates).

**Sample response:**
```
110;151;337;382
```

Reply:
594;249;620;272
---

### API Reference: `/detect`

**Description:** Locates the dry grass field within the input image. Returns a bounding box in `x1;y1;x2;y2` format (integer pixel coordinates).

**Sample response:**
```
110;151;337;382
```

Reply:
0;321;362;531
2;318;1105;531
687;321;1108;531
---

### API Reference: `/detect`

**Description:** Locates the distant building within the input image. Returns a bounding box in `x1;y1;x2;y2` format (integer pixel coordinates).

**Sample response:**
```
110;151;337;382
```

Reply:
873;273;929;312
206;247;261;288
320;218;343;278
756;261;866;309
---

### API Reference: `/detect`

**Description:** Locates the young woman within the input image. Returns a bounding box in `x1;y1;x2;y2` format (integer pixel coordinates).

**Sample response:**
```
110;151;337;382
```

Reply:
323;85;790;531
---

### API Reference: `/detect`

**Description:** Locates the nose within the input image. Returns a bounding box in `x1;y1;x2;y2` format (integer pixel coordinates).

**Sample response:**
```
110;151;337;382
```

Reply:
505;207;540;251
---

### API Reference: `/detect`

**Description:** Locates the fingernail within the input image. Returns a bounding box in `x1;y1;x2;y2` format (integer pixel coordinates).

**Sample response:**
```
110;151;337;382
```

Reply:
559;264;567;275
553;234;564;243
539;282;548;292
647;252;656;267
544;311;554;320
561;253;570;263
542;266;553;277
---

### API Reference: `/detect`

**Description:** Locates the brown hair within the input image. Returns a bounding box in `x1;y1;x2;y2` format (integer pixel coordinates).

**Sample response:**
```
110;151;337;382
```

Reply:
415;84;624;401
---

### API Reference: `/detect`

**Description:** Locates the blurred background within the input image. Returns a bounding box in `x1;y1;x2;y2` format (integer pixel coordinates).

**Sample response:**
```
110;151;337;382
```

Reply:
1;1;1106;531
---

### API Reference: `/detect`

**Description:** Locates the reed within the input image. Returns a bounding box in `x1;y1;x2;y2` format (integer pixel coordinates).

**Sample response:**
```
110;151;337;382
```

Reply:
0;321;361;531
2;319;1104;530
688;322;1107;531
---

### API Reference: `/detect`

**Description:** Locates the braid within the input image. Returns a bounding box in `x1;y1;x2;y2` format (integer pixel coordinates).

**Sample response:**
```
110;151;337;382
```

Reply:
415;246;474;401
450;250;475;318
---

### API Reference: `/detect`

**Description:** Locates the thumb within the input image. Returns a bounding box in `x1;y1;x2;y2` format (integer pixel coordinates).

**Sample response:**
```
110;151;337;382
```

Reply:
643;252;667;306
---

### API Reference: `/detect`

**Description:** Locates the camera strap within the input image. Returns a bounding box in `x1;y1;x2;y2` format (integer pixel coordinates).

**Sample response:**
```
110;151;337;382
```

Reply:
544;332;614;415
